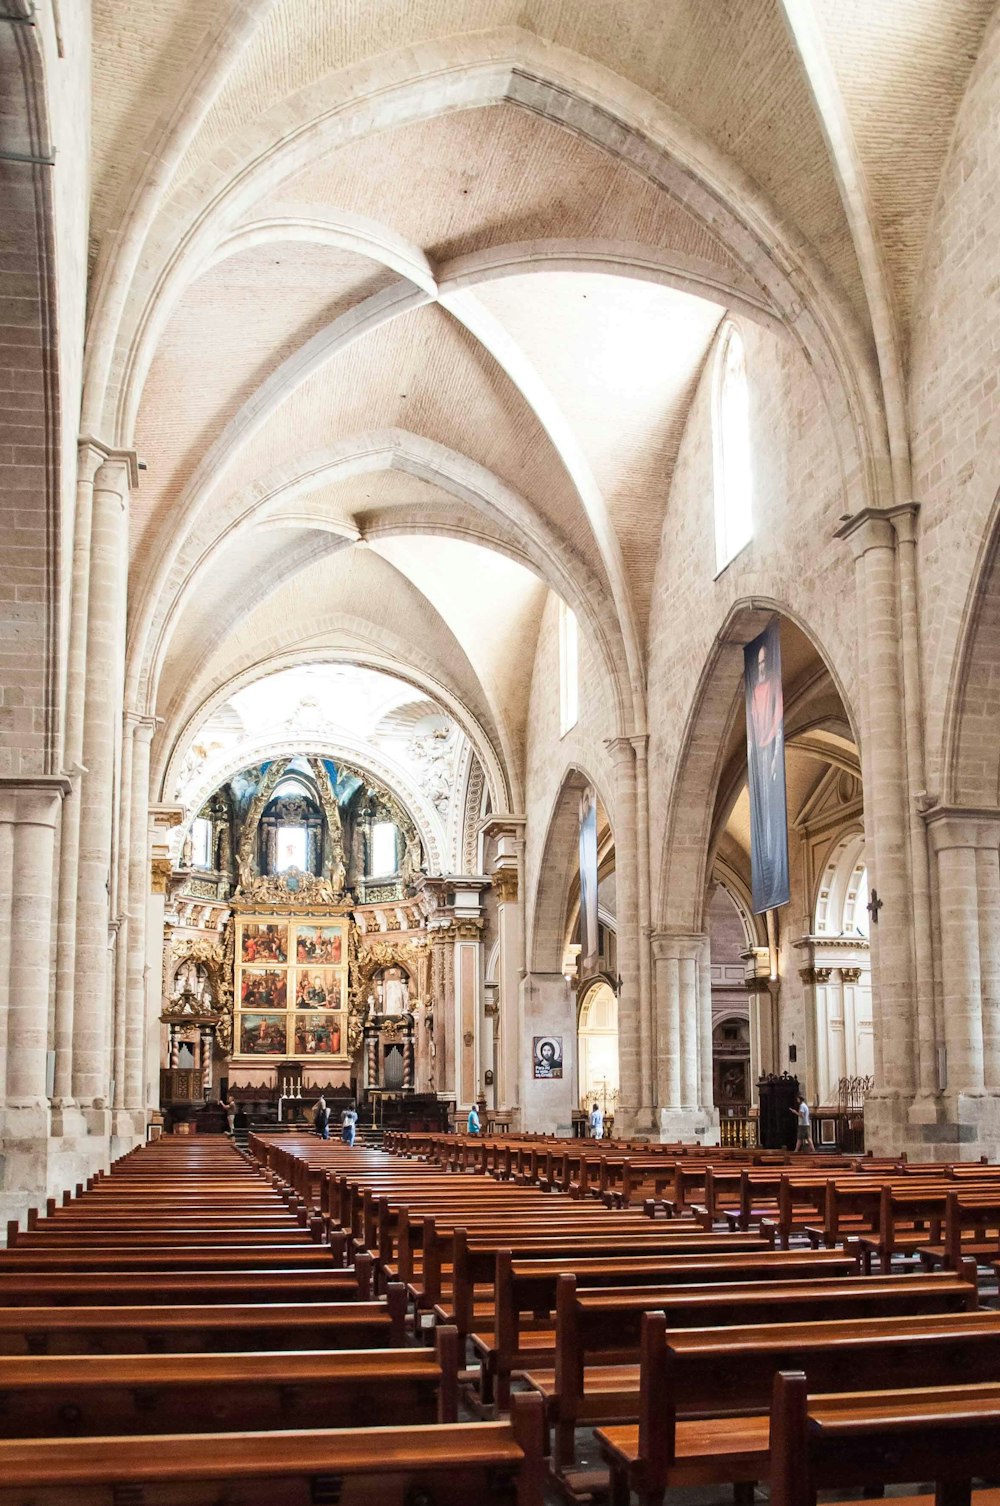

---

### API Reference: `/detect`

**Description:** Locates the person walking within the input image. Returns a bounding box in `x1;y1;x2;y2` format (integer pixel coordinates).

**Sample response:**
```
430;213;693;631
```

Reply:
791;1093;812;1152
340;1102;358;1147
588;1101;604;1139
466;1102;481;1135
313;1095;330;1140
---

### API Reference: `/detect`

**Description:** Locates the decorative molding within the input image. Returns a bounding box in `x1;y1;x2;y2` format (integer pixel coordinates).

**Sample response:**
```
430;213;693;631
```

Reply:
492;866;519;903
150;856;173;894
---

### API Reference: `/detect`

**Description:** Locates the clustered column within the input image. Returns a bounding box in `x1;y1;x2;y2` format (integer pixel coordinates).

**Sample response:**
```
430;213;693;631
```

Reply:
606;737;650;1130
651;930;715;1134
72;451;136;1121
927;812;1000;1102
835;512;917;1126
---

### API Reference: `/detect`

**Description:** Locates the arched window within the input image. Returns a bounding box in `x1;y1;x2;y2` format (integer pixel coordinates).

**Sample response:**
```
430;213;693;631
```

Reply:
369;821;398;878
713;323;753;572
558;598;579;736
190;816;212;869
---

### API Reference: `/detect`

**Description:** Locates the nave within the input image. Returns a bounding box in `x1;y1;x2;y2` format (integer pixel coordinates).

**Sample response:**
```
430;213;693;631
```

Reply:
4;1135;1000;1506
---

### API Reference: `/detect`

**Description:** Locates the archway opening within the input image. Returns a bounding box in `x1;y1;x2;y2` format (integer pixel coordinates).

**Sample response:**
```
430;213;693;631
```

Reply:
577;980;619;1123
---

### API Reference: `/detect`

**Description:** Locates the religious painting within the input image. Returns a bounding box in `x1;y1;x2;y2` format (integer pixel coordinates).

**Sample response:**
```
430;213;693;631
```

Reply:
294;968;341;1010
294;925;342;965
240;1013;289;1055
533;1035;563;1080
579;785;599;971
744;618;790;913
240;923;288;965
240;969;287;1011
293;1013;342;1056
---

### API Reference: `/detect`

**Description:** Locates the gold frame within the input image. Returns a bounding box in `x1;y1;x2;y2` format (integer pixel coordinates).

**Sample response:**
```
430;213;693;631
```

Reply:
233;911;351;1063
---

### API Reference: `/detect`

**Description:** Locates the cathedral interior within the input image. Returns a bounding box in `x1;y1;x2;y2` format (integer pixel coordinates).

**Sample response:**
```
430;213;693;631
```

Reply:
1;0;999;1220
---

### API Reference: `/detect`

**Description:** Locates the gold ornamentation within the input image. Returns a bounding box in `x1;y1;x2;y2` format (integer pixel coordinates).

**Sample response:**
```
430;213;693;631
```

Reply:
238;871;342;905
150;856;173;894
236;760;288;889
492;867;518;903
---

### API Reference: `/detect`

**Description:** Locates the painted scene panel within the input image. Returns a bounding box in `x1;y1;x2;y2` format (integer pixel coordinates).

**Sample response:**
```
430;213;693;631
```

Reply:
294;1013;343;1055
295;968;342;1010
241;924;288;964
240;1013;289;1055
240;969;287;1011
295;925;342;965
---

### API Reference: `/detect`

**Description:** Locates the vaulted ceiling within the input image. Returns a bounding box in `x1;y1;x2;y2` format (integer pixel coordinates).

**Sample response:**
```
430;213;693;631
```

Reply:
87;0;998;808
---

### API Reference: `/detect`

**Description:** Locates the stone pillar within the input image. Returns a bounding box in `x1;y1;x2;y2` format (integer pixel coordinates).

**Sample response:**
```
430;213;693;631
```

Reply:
146;805;182;1113
72;450;136;1123
0;777;70;1223
835;511;917;1147
482;814;525;1118
123;716;155;1126
651;931;716;1142
924;811;1000;1154
52;442;105;1121
454;923;483;1109
606;738;649;1131
110;716;135;1126
697;934;714;1114
631;736;655;1117
518;971;576;1133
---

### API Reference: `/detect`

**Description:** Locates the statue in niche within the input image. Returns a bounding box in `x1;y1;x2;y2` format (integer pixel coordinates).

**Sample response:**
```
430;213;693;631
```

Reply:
376;965;410;1016
171;959;211;1010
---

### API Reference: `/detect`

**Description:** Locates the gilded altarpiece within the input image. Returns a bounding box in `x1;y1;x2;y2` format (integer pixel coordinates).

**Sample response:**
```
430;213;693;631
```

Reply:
231;875;356;1064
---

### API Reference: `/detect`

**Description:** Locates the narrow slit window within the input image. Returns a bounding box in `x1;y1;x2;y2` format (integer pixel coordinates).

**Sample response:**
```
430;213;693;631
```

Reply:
713;323;753;572
559;598;579;737
190;816;212;869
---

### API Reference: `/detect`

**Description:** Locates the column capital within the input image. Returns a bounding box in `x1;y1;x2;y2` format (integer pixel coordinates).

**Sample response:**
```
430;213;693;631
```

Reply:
604;735;635;767
124;711;158;743
650;929;707;962
0;775;72;826
78;436;139;488
833;504;916;558
478;812;525;842
925;805;1000;852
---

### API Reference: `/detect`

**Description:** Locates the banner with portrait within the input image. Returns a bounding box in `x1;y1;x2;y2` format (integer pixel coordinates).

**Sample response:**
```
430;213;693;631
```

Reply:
744;618;790;913
579;785;599;970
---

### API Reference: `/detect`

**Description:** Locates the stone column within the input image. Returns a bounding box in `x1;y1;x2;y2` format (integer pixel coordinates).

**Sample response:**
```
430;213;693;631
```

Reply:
835;511;917;1144
482;814;525;1118
697;934;714;1113
52;442;104;1122
123;717;156;1125
631;736;655;1117
72;450;136;1123
651;930;716;1141
926;810;1000;1135
518;971;576;1133
110;715;135;1125
606;738;648;1131
0;777;70;1224
146;805;182;1113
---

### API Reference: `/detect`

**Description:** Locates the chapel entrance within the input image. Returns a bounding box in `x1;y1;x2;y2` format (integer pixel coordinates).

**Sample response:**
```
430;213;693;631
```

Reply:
577;980;619;1125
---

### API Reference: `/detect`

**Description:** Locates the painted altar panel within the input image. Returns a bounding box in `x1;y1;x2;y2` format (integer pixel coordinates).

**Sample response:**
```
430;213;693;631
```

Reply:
233;913;350;1063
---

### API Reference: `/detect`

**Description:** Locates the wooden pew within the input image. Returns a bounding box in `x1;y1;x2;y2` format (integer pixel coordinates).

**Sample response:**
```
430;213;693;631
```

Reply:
0;1262;375;1305
0;1294;407;1354
596;1308;1000;1505
485;1247;861;1411
0;1395;546;1506
0;1329;460;1434
769;1371;1000;1506
537;1268;978;1470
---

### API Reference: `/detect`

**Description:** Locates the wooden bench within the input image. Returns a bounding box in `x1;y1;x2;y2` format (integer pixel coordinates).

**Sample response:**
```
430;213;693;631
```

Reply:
0;1293;407;1354
769;1371;1000;1506
484;1247;861;1411
0;1327;459;1435
533;1269;977;1471
0;1262;375;1305
596;1308;1000;1505
0;1394;546;1506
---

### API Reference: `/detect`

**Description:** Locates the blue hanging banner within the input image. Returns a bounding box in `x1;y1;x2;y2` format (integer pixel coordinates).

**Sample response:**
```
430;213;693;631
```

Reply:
744;618;790;913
